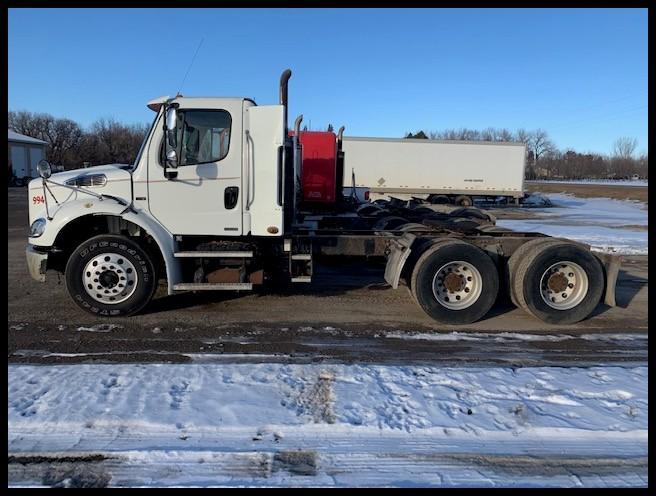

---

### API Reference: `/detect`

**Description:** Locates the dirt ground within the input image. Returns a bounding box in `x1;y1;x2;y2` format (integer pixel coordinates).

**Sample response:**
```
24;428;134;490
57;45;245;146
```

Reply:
7;186;648;365
526;181;648;203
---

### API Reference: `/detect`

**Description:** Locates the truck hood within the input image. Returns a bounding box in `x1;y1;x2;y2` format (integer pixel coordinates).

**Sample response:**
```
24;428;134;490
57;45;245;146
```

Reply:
28;164;133;227
45;163;132;185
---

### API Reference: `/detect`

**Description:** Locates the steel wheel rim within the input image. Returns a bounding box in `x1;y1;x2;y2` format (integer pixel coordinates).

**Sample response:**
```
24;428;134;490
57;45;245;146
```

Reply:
539;261;588;310
82;252;138;304
432;260;483;310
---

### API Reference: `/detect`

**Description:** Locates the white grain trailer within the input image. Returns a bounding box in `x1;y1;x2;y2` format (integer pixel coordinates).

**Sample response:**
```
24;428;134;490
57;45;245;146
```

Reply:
342;136;526;206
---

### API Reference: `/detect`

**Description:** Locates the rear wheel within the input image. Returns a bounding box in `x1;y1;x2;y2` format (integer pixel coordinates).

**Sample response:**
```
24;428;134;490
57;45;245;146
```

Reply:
506;238;560;307
511;241;604;324
411;240;499;325
65;235;158;317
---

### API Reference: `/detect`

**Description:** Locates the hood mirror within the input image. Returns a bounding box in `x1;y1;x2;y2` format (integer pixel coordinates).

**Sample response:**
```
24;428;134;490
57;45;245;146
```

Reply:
37;159;52;179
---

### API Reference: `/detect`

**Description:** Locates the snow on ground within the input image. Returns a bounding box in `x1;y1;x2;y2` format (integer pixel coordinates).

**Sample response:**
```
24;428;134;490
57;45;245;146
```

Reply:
8;362;647;487
528;179;648;187
498;193;648;254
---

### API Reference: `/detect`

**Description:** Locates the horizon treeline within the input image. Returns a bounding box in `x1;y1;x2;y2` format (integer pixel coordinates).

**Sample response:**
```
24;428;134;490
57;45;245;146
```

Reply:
8;111;647;180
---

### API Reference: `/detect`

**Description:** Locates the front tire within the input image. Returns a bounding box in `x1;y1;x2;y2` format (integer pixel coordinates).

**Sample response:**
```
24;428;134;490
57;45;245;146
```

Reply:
411;240;499;325
65;235;157;317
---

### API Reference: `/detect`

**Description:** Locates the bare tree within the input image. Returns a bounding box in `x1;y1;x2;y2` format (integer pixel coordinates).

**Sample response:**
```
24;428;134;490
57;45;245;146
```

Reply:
528;129;555;164
515;128;531;146
612;137;638;159
9;110;83;167
91;118;149;165
610;137;640;178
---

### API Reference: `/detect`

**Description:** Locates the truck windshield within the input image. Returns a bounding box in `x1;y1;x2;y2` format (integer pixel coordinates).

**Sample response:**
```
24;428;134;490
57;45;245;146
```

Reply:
131;112;160;171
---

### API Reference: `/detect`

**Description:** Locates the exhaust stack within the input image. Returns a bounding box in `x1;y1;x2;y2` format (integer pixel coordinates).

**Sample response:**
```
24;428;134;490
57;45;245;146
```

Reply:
279;69;292;132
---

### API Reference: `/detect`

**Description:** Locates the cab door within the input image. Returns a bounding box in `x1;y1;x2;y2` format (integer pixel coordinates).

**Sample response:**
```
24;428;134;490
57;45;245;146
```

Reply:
147;99;243;236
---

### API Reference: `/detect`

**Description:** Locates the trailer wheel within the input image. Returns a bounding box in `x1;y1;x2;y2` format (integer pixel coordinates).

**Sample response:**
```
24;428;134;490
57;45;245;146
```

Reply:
454;195;473;207
411;240;499;325
13;177;24;187
65;235;158;317
511;241;604;324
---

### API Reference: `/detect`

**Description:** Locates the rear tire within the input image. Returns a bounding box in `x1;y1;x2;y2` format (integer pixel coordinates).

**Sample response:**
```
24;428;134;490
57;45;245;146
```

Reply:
506;238;561;308
511;241;604;324
411;240;499;325
65;235;158;317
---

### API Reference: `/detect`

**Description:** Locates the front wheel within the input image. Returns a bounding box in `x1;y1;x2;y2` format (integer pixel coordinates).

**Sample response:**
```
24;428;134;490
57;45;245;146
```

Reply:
410;240;499;325
65;235;158;316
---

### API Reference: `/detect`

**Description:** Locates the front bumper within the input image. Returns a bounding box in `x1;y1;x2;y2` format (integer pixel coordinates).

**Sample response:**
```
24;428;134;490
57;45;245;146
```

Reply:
26;245;48;282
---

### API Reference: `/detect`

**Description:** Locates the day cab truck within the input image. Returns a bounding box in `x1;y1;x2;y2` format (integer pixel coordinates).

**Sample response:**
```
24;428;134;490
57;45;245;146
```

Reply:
26;69;620;325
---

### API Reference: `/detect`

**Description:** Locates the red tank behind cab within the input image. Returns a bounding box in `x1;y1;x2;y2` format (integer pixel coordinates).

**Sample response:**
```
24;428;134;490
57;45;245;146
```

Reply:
297;131;337;204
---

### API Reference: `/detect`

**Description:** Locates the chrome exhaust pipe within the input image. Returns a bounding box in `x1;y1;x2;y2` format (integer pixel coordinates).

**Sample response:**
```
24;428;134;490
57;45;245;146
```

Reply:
294;114;303;136
279;69;292;132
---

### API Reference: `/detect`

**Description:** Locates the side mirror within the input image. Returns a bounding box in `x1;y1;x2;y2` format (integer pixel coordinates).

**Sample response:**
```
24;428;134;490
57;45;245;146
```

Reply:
37;160;52;179
165;107;178;148
166;149;179;169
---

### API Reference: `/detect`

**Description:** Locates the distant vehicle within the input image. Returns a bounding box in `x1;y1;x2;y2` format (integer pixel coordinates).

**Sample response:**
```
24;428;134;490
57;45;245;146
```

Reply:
341;137;526;206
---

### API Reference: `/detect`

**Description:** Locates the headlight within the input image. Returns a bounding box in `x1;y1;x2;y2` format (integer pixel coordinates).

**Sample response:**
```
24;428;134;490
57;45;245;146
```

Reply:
29;218;47;238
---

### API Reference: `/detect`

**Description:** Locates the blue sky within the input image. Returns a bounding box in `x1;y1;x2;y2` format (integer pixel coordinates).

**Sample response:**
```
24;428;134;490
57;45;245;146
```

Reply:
8;8;648;155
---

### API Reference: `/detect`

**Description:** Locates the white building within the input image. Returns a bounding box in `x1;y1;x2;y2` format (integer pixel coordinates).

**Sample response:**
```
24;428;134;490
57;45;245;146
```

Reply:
8;129;48;181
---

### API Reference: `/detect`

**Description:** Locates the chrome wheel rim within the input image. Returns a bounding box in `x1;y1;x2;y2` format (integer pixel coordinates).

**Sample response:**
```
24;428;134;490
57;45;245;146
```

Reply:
432;261;483;310
82;252;138;304
540;261;588;310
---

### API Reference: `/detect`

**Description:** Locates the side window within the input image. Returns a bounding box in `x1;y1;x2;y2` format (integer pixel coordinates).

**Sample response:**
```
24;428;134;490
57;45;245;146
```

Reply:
161;109;232;167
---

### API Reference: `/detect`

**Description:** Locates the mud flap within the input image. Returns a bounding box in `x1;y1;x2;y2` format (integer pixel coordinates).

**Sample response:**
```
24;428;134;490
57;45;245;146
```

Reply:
593;252;621;307
384;233;415;289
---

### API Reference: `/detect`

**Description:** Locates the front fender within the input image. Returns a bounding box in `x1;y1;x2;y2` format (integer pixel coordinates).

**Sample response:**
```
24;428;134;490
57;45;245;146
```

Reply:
31;200;182;295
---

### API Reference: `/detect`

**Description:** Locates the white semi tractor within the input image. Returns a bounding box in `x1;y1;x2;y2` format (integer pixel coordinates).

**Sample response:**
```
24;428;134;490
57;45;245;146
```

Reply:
26;69;619;325
342;136;526;206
